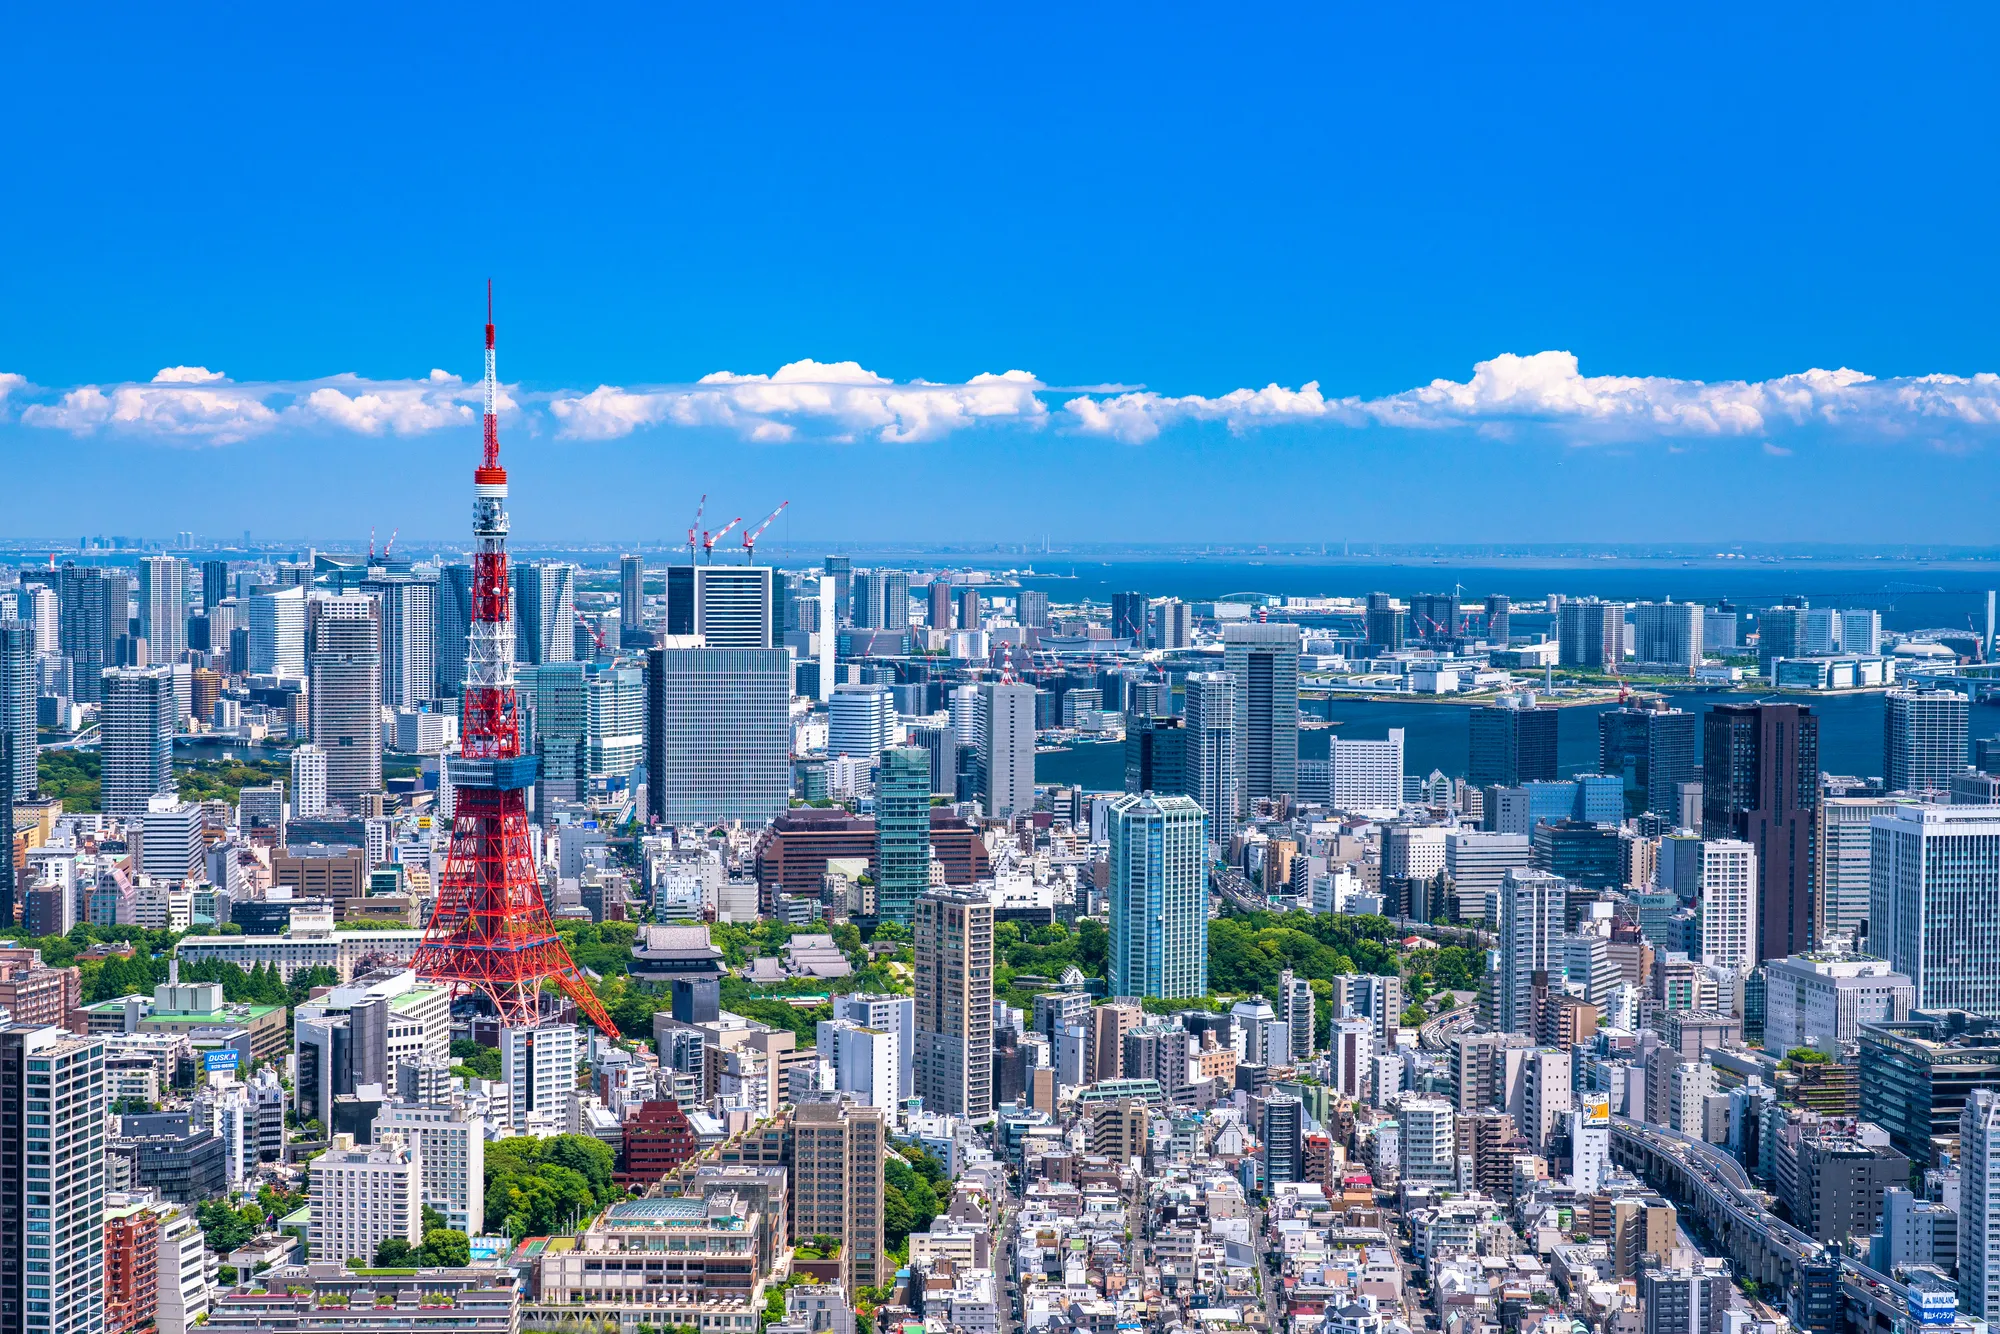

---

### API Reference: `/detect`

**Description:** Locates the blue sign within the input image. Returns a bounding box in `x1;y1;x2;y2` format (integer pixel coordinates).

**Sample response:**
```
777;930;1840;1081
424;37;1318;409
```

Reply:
202;1050;240;1073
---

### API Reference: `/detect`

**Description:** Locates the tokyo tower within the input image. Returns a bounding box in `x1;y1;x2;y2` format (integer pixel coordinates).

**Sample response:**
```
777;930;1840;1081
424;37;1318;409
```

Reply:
410;286;618;1038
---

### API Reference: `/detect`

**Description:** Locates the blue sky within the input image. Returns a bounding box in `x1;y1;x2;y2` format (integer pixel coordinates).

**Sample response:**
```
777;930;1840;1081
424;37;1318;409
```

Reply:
8;5;2000;545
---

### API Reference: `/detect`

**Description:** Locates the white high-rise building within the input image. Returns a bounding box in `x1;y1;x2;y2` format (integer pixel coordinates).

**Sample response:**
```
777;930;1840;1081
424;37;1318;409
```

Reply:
1819;796;1923;949
1278;968;1315;1061
501;1023;581;1132
1569;1093;1611;1193
814;1018;899;1112
248;585;307;676
138;555;189;663
815;576;835;703
155;1200;213;1334
1183;671;1237;834
514;562;577;665
1497;868;1566;1036
138;795;205;883
1446;830;1531;926
1332;729;1404;818
827;684;895;767
1963;1089;2000;1318
309;594;382;804
361;574;438;709
376;1094;486;1234
1875;805;2000;1016
291;744;329;820
1698;839;1758;973
832;993;915;1100
309;1132;422;1264
101;665;175;816
1399;1097;1456;1185
979;680;1036;821
1631;600;1702;674
26;585;58;655
1885;689;1970;794
5;1028;106;1334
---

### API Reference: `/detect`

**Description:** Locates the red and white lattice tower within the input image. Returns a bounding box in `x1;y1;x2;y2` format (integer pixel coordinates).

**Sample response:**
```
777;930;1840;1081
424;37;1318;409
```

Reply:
410;286;618;1037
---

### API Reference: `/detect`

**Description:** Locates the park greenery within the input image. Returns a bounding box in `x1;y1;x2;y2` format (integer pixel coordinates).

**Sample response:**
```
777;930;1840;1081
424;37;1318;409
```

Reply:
883;1142;949;1253
484;1133;623;1240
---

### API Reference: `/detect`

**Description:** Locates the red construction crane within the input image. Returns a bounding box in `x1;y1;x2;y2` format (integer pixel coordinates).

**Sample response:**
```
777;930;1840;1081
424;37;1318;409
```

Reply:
576;610;608;656
409;284;618;1040
741;500;789;562
701;516;743;563
685;494;706;566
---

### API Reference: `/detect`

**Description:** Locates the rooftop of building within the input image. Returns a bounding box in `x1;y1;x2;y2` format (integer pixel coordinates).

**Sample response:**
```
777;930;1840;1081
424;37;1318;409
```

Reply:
592;1196;753;1231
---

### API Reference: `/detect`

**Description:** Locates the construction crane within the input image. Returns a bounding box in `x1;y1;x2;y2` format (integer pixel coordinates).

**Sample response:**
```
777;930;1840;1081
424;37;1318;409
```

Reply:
576;610;608;657
741;501;789;562
685;494;707;565
701;516;743;563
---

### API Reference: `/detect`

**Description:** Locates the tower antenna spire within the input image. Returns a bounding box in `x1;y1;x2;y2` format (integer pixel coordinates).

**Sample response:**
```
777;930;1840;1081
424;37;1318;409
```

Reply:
411;288;616;1039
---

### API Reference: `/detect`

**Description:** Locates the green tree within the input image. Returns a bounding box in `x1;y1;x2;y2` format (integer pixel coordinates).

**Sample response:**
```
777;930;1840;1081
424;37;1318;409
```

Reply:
422;1204;449;1234
419;1228;471;1267
374;1237;416;1267
543;1134;617;1202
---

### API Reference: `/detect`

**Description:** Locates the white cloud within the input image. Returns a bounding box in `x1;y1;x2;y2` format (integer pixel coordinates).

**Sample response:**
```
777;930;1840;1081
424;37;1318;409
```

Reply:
550;360;1047;444
8;349;2000;451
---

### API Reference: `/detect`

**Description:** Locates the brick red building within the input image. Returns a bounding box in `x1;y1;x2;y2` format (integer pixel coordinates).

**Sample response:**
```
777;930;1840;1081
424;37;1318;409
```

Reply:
754;808;991;909
618;1098;699;1187
105;1207;161;1334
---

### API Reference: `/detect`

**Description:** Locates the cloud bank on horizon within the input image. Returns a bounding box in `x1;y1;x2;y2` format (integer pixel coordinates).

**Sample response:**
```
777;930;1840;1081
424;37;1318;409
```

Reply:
7;351;2000;449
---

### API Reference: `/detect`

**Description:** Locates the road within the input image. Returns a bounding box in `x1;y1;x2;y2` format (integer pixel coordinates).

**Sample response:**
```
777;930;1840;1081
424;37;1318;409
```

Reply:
1417;1004;1477;1052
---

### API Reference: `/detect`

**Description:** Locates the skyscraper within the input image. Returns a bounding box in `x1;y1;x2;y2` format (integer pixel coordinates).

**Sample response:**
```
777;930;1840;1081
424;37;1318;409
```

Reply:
1107;791;1208;999
1483;594;1511;646
0;622;34;803
513;562;576;665
619;554;645;642
100;666;174;816
694;566;777;648
57;563;130;703
1704;702;1818;962
1224;622;1299;808
1698;840;1758;974
435;563;473;701
874;747;932;927
1962;1089;2000;1319
927;581;952;630
308;595;383;805
198;558;229;612
828;684;895;767
1758;605;1808;676
913;886;994;1119
291;743;328;820
1631;601;1703;674
1409;592;1461;647
1148;598;1192;650
1875;805;2000;1016
1182;671;1237;833
1558;599;1623;671
642;647;791;825
519;662;588;805
979;680;1036;821
360;572;438;710
1124;714;1187;796
1014;589;1047;629
1364;592;1404;651
790;1096;887;1293
1110;592;1146;642
1598;701;1700;820
0;1026;108;1334
822;556;852;626
1819;795;1918;948
904;721;957;798
585;663;646;785
1497;867;1566;1036
248;585;307;676
137;554;188;666
1885;688;1970;794
1469;700;1559;788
